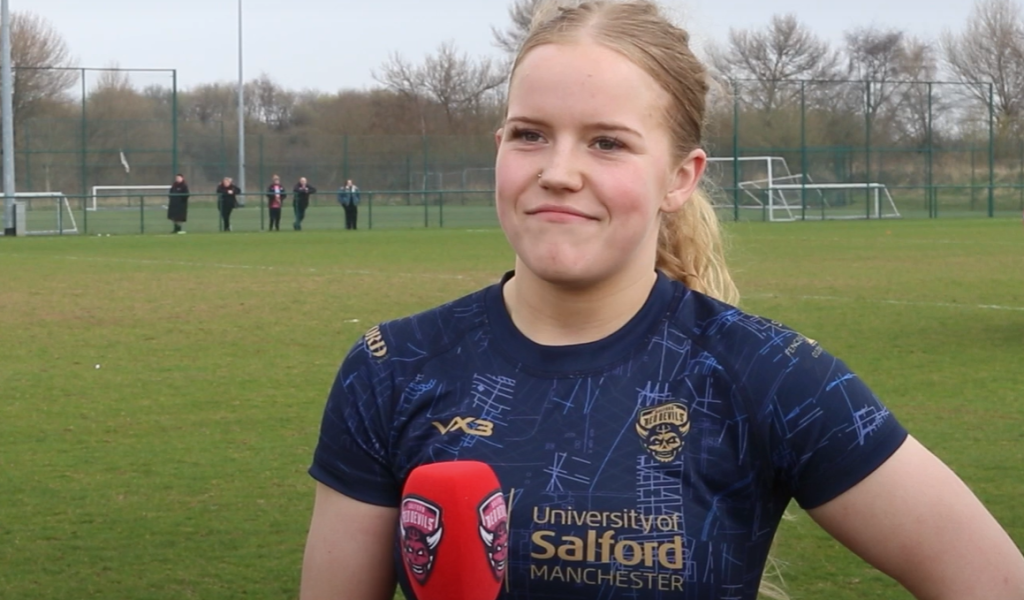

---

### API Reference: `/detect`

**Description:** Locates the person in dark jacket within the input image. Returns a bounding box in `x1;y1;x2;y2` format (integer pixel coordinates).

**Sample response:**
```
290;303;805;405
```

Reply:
292;177;317;230
167;174;190;234
337;179;360;230
216;176;242;232
266;174;287;231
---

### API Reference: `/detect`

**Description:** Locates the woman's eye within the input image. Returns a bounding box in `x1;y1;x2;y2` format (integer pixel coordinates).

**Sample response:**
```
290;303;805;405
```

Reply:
510;127;542;142
595;137;623;151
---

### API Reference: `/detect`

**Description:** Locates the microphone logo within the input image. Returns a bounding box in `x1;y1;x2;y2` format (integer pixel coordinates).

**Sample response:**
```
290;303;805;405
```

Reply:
477;491;509;581
399;496;444;584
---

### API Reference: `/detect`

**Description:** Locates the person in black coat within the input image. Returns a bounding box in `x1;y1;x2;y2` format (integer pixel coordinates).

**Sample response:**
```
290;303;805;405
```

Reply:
292;177;317;230
167;174;190;234
216;176;242;232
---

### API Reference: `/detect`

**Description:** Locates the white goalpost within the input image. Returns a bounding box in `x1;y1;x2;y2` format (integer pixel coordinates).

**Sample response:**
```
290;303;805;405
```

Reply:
90;185;170;211
706;155;901;221
768;182;901;221
14;192;79;235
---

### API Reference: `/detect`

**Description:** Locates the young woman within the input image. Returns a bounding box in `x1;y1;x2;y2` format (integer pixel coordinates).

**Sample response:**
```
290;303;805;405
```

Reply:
300;2;1024;599
216;176;241;232
266;174;286;231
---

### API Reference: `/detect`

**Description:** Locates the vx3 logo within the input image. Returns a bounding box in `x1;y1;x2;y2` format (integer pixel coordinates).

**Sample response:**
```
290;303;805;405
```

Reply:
431;416;495;437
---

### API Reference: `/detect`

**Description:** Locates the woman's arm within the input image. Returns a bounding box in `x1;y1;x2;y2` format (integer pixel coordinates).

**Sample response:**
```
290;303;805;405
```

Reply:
808;435;1024;600
300;483;398;600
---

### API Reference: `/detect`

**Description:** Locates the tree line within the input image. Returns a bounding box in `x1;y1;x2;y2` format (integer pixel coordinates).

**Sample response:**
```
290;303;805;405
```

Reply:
7;0;1024;195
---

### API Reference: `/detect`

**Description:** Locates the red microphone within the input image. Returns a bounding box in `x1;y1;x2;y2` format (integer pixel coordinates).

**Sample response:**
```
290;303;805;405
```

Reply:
399;461;509;600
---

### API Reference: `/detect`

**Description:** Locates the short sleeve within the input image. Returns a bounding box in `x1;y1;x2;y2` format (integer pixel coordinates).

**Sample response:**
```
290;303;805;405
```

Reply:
745;332;908;510
308;335;401;507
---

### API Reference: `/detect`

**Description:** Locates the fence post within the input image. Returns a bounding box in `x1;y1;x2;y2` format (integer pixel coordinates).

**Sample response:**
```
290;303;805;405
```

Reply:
731;79;740;222
140;195;145;234
259;134;265;231
421;135;429;210
800;80;807;221
439;191;444;228
171;69;178;176
864;80;872;219
988;82;995;218
80;68;88;202
368;192;373;229
927;82;935;218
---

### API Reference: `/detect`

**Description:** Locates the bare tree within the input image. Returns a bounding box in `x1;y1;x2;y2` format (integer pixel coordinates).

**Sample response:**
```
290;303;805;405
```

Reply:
844;26;907;119
887;37;947;144
941;0;1024;134
708;14;843;113
245;73;296;129
8;12;77;125
492;0;544;54
373;41;506;133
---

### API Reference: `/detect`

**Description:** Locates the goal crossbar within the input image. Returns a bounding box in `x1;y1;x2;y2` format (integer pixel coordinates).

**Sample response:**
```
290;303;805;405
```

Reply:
90;185;169;211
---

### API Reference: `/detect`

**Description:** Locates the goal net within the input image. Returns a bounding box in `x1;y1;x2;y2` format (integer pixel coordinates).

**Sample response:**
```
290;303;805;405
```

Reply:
90;185;170;211
15;192;79;235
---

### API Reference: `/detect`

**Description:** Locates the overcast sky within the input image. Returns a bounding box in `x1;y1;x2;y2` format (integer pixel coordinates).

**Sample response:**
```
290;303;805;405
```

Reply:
26;0;977;93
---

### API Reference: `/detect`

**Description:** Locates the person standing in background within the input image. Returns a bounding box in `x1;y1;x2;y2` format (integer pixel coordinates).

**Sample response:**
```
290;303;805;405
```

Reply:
167;173;190;234
293;177;317;231
338;179;360;230
216;176;242;232
267;174;287;231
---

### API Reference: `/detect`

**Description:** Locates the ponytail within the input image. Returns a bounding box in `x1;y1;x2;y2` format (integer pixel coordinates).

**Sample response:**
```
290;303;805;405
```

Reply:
656;187;739;305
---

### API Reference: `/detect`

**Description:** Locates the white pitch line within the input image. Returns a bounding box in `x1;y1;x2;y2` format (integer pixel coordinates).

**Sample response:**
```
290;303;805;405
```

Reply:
747;293;1024;312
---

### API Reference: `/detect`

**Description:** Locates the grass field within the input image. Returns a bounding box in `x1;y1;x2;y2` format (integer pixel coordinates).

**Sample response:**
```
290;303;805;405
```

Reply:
1;219;1022;599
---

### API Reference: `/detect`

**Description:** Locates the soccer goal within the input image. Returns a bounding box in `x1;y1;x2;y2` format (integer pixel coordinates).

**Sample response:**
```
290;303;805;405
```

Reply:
706;156;900;221
14;192;79;235
765;182;901;221
706;156;825;218
90;185;170;211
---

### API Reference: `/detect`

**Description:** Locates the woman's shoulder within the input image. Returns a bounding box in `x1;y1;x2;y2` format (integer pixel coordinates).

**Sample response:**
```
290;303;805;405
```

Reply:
349;282;498;368
668;284;824;380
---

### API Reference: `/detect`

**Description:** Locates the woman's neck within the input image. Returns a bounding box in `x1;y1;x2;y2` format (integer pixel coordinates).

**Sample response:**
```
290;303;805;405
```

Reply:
502;264;657;346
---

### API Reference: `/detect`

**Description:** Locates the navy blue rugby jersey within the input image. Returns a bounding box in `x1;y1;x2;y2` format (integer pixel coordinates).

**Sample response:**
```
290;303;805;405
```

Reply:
309;271;907;600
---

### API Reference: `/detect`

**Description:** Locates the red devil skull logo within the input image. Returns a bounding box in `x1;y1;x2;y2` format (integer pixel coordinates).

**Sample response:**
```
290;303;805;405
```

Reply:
477;491;509;581
400;496;443;584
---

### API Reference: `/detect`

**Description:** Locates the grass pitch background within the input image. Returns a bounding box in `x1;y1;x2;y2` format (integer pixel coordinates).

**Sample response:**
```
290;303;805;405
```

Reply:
1;220;1021;599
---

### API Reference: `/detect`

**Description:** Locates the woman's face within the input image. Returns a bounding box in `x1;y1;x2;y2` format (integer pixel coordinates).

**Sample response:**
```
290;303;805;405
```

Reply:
495;41;703;289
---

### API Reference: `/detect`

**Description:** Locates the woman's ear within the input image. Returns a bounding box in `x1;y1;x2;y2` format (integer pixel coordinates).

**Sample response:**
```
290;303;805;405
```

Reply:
663;148;706;213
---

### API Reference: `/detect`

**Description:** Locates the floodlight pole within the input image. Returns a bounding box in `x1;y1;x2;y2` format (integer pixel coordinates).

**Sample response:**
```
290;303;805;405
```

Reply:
237;0;246;194
1;0;16;236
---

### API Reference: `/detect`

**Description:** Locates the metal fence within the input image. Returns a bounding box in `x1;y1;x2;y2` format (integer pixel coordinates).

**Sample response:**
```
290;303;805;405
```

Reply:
8;76;1024;234
7;189;498;236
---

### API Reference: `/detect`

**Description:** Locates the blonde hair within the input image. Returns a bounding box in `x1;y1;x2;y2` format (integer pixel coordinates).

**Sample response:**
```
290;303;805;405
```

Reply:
511;0;739;305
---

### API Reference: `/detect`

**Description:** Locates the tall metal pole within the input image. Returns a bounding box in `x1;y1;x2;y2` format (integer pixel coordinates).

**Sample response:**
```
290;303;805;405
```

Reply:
237;0;246;193
2;0;16;236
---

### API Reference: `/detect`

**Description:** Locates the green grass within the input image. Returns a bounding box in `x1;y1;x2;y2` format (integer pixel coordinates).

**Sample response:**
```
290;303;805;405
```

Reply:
1;219;1022;599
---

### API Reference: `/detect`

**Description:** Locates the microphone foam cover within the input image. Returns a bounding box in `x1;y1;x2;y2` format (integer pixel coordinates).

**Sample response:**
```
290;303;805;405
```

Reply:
399;461;508;600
